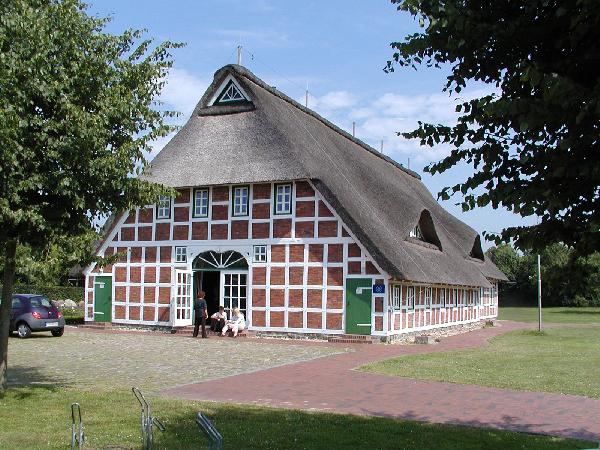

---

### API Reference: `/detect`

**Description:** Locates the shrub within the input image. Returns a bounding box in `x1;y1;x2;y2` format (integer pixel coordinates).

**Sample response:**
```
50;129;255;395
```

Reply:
3;284;84;303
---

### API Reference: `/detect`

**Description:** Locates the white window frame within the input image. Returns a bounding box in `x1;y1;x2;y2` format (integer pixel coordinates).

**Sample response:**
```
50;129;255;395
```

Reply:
175;246;187;263
232;186;249;217
253;245;267;263
156;195;171;219
274;183;292;215
405;286;415;310
439;288;446;307
193;188;209;218
392;285;401;310
409;224;423;240
424;287;432;307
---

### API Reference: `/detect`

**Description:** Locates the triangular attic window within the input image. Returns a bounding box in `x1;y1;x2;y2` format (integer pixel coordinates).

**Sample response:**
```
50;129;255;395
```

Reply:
214;80;249;105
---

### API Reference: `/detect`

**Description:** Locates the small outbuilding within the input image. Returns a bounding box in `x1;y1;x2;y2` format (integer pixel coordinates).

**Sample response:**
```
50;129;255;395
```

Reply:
84;64;507;340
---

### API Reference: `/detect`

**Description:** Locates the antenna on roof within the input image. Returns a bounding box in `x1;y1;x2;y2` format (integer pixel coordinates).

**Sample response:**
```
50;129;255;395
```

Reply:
380;140;384;153
236;45;242;65
305;82;309;108
352;122;356;137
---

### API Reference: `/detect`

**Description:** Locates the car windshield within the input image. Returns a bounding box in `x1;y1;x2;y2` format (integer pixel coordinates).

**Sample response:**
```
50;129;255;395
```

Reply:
29;296;52;308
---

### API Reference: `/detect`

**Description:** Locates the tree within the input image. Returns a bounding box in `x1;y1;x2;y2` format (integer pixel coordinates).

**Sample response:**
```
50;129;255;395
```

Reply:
0;0;181;391
486;243;600;306
388;0;600;255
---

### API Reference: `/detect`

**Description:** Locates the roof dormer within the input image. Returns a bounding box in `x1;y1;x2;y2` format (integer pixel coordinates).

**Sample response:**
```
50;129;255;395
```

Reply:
406;210;442;251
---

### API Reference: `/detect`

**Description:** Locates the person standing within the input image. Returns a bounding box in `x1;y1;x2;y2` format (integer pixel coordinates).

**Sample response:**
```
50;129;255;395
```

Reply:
193;290;208;338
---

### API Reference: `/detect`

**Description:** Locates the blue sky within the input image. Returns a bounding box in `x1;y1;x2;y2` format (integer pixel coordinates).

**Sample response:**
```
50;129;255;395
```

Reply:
89;0;533;247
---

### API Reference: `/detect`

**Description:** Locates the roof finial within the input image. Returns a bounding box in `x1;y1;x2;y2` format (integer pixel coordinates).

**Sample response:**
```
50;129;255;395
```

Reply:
236;45;242;65
380;139;384;153
352;121;356;137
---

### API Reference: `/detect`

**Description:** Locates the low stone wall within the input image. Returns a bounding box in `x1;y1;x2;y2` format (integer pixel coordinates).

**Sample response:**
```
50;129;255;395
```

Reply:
384;320;493;344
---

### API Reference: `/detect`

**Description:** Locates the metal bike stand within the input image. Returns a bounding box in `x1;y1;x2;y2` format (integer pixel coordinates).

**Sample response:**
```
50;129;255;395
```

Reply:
132;387;165;450
70;403;85;450
196;412;222;450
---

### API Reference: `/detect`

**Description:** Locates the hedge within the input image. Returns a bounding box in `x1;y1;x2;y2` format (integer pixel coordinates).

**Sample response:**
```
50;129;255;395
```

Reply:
3;284;84;303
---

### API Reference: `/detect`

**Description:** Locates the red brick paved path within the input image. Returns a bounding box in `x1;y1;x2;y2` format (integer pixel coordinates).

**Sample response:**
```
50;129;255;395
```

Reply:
162;321;600;441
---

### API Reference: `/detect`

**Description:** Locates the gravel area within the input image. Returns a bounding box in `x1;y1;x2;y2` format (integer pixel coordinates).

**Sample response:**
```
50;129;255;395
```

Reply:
7;329;347;392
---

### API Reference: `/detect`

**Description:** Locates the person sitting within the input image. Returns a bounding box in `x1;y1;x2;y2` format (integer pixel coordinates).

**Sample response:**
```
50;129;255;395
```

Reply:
221;307;245;338
210;306;227;332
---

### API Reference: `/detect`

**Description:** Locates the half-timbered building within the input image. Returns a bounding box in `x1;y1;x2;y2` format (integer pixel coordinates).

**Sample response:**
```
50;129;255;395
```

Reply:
84;64;507;340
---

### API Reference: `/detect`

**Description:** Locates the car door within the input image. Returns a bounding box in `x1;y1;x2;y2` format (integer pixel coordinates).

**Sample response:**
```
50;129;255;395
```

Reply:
10;297;22;331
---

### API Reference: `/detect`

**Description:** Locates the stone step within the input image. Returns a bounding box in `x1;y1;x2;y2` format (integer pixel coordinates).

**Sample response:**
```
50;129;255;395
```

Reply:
171;327;249;338
327;335;374;344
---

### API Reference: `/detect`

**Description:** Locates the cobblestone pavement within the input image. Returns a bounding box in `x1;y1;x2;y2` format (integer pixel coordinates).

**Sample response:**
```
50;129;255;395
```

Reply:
163;321;600;441
7;329;347;392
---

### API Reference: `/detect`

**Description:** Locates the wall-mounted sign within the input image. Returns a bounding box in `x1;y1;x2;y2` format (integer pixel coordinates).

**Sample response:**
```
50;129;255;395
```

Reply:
373;284;385;294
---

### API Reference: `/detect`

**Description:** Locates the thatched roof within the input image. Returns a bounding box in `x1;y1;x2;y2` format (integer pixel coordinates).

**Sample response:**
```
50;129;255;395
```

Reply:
142;65;507;286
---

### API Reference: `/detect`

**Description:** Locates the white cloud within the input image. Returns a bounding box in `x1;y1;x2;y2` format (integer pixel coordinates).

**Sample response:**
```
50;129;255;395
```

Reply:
160;68;208;116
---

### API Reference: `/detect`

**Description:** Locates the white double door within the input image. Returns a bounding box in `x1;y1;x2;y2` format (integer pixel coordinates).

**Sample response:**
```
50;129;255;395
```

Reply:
173;269;247;326
220;271;248;319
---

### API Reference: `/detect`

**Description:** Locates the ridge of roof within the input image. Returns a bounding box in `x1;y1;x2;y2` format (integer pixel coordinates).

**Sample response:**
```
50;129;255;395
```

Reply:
218;64;422;181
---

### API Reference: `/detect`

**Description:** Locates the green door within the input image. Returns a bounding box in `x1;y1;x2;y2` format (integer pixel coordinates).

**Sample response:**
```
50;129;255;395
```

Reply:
345;278;372;335
94;275;112;323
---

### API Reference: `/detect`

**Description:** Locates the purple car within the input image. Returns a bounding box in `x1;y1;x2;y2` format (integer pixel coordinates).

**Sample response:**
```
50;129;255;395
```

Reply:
10;294;65;338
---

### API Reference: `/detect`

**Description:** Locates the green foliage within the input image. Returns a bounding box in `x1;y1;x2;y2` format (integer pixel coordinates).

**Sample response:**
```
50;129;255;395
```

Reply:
388;0;600;255
486;243;600;306
3;284;84;302
0;0;181;246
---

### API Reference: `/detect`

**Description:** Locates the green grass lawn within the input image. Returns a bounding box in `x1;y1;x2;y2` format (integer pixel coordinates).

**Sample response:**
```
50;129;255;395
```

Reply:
0;387;592;450
360;327;600;398
498;306;600;324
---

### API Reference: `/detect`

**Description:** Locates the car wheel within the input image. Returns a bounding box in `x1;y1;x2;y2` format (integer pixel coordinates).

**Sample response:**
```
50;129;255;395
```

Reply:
17;323;31;339
51;328;64;337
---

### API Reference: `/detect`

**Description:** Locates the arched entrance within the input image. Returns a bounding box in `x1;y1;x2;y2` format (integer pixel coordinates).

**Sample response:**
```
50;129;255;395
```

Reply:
192;250;249;319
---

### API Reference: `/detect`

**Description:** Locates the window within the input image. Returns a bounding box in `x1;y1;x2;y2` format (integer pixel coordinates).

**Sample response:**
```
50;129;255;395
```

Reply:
253;245;267;263
274;184;292;214
156;195;171;219
474;289;481;305
461;289;468;306
392;285;401;309
29;296;52;308
232;186;249;216
409;225;423;239
193;188;209;217
424;287;432;307
215;80;247;104
451;289;459;307
405;286;415;309
175;246;187;263
439;288;446;307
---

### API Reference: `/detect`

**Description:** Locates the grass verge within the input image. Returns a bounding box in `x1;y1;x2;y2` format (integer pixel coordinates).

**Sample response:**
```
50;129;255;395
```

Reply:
359;327;600;398
0;387;593;449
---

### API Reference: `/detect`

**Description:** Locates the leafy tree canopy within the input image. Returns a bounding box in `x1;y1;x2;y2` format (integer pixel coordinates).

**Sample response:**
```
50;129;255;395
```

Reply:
0;0;182;390
388;0;600;255
486;243;600;306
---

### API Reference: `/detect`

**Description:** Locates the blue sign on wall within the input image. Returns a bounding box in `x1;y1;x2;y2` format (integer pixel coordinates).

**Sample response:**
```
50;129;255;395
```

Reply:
373;284;385;294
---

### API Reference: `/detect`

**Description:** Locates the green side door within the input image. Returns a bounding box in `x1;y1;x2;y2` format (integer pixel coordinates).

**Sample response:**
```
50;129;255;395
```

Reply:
94;275;112;323
345;278;372;335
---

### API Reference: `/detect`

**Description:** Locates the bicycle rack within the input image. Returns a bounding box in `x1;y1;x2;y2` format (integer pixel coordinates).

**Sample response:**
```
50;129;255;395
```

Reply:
70;403;85;450
132;387;165;450
196;412;222;450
